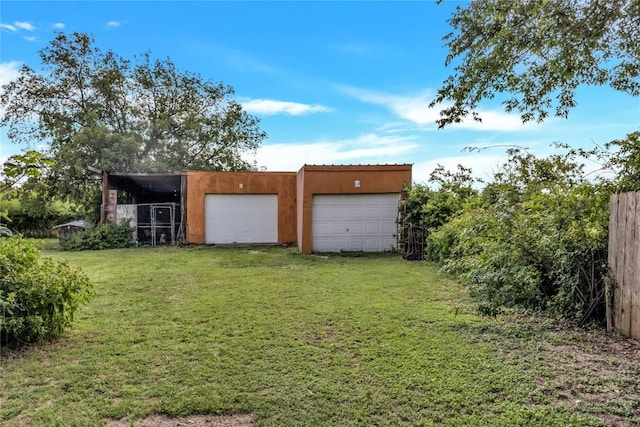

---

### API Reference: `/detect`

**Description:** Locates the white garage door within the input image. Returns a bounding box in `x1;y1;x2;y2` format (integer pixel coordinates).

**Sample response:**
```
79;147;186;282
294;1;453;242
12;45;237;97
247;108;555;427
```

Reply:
205;194;278;244
312;194;400;252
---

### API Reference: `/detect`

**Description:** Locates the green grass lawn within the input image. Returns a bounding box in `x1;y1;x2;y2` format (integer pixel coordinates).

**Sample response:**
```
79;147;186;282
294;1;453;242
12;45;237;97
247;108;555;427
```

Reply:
1;245;638;426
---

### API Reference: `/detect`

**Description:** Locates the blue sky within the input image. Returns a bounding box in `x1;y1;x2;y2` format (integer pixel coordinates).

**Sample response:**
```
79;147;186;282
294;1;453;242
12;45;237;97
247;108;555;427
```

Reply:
1;1;639;183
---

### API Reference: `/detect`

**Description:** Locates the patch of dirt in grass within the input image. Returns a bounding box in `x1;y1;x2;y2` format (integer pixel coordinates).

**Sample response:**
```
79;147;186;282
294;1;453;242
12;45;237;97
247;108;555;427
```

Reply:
486;317;640;426
536;330;640;426
106;414;254;427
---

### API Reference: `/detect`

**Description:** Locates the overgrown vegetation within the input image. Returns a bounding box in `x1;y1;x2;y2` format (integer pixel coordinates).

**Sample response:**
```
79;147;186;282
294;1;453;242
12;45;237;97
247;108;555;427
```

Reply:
0;185;81;237
59;222;135;251
3;246;637;426
401;141;634;322
0;237;94;346
422;0;639;324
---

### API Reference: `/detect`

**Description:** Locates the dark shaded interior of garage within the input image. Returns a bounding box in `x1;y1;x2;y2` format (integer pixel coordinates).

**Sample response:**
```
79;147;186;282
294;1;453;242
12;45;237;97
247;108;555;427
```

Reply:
105;172;185;245
107;173;183;204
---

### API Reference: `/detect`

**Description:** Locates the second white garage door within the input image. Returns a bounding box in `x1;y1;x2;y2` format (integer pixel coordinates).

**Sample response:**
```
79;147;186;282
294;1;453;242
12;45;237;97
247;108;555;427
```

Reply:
205;194;278;244
312;193;399;252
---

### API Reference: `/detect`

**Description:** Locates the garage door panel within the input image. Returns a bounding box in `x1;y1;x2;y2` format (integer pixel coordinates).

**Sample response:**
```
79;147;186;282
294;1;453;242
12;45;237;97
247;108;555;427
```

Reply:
365;223;381;234
364;239;382;251
364;208;382;219
312;194;399;252
382;222;397;233
382;206;397;216
205;194;278;244
347;207;364;219
347;223;364;234
348;238;363;251
314;237;346;252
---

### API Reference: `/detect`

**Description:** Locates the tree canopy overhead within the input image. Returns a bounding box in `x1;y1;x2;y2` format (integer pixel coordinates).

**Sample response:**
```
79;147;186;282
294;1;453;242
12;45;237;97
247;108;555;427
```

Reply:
431;0;640;128
1;32;266;182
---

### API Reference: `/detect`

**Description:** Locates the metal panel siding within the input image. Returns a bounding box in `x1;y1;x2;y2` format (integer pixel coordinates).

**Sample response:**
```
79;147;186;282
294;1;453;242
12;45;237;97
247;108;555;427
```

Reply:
186;171;296;244
205;194;278;244
312;194;399;252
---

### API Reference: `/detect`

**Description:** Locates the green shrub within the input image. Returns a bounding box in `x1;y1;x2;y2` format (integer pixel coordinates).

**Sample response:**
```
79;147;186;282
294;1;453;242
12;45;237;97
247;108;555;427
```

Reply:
0;236;94;346
60;222;134;251
418;147;612;322
427;183;610;320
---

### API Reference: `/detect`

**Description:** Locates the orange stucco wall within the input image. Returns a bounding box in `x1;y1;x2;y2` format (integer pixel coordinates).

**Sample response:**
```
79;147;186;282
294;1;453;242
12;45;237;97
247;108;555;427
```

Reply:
296;164;412;253
186;171;297;244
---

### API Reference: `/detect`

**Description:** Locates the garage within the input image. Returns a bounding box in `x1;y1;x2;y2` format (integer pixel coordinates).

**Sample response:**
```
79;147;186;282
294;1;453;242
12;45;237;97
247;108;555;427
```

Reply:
312;193;400;252
205;194;278;244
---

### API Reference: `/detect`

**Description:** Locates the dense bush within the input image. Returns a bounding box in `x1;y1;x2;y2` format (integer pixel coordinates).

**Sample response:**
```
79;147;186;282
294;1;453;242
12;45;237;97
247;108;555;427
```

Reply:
427;184;609;319
60;222;135;251
0;237;94;346
412;148;612;321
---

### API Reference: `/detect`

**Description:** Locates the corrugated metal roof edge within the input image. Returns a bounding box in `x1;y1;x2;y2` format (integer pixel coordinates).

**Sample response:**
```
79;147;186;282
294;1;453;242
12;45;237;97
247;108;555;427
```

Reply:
106;164;413;176
300;164;412;171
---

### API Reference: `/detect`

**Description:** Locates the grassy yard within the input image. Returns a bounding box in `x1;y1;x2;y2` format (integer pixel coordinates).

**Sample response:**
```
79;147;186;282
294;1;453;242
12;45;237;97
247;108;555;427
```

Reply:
1;245;638;426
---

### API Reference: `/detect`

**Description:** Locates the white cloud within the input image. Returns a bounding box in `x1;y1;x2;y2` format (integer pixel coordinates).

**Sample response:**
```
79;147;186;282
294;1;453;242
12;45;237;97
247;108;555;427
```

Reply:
106;21;121;28
14;21;35;31
0;61;21;87
242;99;332;116
52;22;66;29
338;85;541;132
453;110;537;131
23;36;37;42
248;133;419;171
412;154;507;185
338;85;438;124
0;23;17;32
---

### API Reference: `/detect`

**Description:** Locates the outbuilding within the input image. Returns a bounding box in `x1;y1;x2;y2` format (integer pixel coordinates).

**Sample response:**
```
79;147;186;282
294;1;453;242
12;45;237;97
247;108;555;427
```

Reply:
103;164;411;253
295;164;411;254
53;220;86;238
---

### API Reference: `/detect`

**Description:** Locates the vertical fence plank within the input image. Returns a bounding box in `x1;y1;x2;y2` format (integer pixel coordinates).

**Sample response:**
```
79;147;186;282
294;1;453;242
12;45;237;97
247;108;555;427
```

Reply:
607;194;619;332
622;193;637;338
631;193;640;340
604;194;618;332
614;193;629;336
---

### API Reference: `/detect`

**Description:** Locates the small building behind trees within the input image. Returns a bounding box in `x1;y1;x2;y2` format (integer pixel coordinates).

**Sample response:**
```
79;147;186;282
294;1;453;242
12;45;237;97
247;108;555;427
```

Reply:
52;220;86;238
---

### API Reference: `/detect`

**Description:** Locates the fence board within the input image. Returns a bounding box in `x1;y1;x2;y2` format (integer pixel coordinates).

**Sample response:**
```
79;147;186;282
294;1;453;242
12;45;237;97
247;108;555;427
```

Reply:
632;198;640;339
607;195;618;331
624;194;636;336
613;193;627;336
609;191;640;340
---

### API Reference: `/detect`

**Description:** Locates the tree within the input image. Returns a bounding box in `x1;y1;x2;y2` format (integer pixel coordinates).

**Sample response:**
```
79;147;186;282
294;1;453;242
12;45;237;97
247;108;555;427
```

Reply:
1;32;266;203
430;0;640;128
602;131;640;192
1;150;54;193
1;150;57;234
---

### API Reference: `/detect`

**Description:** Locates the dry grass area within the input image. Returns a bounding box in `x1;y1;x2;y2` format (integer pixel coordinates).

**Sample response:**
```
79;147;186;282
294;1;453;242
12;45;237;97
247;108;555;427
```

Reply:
106;414;254;427
541;330;640;426
475;316;640;427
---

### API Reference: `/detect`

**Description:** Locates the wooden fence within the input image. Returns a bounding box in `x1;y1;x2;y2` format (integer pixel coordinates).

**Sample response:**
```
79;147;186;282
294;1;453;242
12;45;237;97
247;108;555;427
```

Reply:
608;191;640;340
